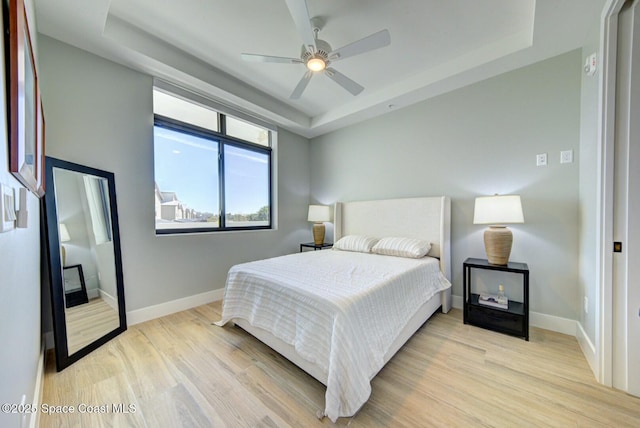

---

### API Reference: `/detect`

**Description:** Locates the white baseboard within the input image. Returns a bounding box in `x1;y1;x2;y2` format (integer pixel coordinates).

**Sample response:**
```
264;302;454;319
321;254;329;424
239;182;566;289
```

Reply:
29;340;46;428
451;294;578;337
452;294;463;310
127;288;224;326
99;289;118;311
529;311;577;336
577;321;597;377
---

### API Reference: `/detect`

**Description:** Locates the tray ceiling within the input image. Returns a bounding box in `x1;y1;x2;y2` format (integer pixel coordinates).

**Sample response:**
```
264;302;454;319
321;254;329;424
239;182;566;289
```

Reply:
35;0;605;137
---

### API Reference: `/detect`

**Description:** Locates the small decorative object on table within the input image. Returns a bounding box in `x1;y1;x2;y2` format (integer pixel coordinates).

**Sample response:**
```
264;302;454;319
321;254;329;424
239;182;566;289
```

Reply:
478;285;508;309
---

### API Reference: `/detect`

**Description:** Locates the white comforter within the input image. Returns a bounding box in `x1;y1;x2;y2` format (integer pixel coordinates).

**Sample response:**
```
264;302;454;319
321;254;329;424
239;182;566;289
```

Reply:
215;250;451;422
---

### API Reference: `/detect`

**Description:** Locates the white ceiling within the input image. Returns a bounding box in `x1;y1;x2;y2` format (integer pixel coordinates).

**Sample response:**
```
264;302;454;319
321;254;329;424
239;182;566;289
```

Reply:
34;0;605;138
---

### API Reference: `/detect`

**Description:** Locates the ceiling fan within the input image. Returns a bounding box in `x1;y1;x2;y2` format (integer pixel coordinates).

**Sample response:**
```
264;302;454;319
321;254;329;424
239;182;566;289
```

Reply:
241;0;391;99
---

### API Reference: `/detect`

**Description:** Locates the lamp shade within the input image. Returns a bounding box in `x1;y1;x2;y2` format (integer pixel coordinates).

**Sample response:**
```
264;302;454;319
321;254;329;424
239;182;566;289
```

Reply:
307;205;331;223
59;223;71;242
473;195;524;225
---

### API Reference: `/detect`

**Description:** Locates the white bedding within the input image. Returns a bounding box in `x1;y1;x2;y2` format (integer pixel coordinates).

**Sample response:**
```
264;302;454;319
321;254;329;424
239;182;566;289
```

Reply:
215;250;451;422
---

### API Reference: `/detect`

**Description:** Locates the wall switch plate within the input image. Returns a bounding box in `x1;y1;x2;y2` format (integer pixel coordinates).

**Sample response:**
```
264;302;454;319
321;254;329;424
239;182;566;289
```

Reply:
584;296;588;314
536;153;548;166
0;183;16;232
560;150;573;164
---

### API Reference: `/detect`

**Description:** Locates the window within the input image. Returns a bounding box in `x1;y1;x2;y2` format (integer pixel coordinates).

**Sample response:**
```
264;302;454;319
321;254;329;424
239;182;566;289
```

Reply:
84;175;113;244
226;116;269;146
153;89;273;234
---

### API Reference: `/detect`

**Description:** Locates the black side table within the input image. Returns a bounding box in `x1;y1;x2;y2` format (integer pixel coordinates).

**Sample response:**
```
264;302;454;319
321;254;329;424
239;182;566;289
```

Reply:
300;242;333;252
463;257;529;341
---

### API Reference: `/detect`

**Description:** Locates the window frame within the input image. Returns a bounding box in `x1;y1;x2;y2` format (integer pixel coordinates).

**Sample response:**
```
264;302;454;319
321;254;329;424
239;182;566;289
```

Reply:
154;114;273;235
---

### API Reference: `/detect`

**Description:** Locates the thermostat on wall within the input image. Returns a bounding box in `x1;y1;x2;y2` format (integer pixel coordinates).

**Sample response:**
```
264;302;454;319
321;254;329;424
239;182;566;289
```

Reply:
584;53;597;76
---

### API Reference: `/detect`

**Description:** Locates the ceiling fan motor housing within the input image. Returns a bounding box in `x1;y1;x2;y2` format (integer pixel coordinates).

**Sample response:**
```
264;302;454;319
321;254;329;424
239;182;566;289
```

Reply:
301;39;332;63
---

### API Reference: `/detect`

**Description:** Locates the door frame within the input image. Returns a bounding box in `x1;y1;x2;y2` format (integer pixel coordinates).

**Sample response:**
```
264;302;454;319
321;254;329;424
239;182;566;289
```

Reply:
597;0;629;387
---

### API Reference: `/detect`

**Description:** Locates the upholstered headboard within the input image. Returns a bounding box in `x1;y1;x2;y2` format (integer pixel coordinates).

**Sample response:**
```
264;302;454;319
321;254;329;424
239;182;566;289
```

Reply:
333;196;451;281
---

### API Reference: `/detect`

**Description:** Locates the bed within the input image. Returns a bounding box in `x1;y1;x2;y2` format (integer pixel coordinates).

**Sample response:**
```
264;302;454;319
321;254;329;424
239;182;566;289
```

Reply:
215;196;451;421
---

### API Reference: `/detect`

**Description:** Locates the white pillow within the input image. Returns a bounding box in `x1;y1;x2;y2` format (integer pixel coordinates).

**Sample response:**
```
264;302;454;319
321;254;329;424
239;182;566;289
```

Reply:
333;235;379;253
372;237;431;258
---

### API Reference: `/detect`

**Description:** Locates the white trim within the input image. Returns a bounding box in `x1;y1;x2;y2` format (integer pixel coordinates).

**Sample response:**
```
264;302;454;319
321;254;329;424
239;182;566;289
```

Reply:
127;288;224;325
597;0;627;387
452;294;464;310
28;340;46;428
98;289;118;311
452;294;578;337
529;312;577;337
577;321;598;377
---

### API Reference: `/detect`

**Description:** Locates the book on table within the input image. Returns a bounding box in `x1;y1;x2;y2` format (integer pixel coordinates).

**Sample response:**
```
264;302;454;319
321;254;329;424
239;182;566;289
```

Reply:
478;293;508;309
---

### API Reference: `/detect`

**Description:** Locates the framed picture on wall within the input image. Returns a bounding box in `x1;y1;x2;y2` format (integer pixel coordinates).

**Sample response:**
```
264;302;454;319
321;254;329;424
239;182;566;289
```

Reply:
6;0;45;197
36;87;46;197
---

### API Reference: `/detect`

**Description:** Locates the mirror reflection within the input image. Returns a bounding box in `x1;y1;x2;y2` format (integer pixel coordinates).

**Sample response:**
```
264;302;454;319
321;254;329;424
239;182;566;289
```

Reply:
44;156;126;371
53;168;121;355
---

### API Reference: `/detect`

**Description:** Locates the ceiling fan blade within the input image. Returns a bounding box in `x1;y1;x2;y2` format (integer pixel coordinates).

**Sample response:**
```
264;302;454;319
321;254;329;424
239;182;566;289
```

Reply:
290;70;313;99
284;0;317;52
329;29;391;61
324;68;364;96
241;53;303;64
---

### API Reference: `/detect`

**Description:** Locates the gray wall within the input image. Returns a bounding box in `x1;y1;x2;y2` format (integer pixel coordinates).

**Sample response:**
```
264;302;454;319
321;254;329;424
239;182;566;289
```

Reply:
310;50;582;320
0;2;42;426
36;35;587;323
38;36;311;312
578;12;603;344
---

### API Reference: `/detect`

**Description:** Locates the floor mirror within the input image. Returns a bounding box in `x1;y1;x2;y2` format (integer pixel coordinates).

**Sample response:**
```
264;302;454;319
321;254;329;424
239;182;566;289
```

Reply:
43;157;126;371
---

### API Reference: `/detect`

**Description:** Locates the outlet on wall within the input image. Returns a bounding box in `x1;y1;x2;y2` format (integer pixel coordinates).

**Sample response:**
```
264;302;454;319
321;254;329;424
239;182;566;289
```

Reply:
584;296;589;314
560;150;573;164
536;153;548;166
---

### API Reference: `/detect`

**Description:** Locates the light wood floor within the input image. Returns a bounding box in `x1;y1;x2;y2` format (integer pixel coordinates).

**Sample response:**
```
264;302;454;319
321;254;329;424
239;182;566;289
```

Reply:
42;302;640;427
66;298;121;355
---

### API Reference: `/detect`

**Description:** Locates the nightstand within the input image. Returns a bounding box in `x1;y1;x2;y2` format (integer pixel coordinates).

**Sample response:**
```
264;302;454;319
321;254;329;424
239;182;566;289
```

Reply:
300;242;333;252
463;257;529;341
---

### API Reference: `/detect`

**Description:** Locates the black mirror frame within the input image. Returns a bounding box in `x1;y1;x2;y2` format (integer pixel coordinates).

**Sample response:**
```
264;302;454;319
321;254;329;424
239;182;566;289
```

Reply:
43;156;127;371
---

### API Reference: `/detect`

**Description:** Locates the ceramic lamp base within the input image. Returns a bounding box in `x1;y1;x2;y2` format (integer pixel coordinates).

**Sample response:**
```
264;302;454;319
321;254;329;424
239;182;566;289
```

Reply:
312;222;325;245
484;226;513;265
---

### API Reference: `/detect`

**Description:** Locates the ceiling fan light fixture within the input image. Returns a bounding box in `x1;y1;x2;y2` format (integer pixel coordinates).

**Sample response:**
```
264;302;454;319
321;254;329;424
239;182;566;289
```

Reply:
241;3;391;99
306;57;326;72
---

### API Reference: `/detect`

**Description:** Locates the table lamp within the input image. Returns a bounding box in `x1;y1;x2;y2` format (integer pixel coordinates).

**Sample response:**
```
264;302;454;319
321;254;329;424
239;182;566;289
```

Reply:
59;223;71;266
307;205;331;245
473;195;524;265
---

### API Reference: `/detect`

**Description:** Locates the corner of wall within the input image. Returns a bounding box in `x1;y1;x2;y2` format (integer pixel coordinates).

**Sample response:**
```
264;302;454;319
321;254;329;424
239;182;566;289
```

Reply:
577;320;598;378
